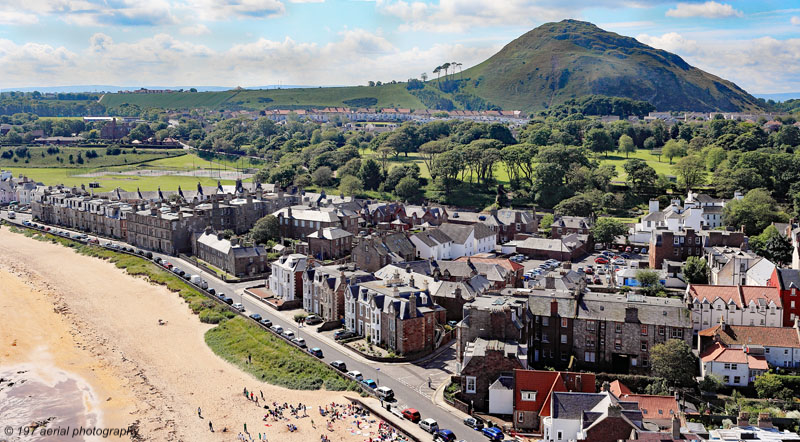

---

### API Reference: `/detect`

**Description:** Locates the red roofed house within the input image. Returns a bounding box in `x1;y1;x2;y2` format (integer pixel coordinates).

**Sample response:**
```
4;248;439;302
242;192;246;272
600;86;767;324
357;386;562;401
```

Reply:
767;267;800;326
512;369;596;434
698;321;800;369
609;381;680;430
685;284;783;333
700;341;768;387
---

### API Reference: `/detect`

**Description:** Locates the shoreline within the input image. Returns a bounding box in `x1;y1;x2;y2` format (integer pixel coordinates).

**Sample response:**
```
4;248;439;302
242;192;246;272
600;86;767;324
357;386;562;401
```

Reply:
0;228;385;441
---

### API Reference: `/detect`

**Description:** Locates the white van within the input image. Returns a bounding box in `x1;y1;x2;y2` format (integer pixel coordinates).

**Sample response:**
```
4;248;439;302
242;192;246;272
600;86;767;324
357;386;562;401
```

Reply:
7;211;15;219
375;386;394;400
419;418;439;433
189;275;208;289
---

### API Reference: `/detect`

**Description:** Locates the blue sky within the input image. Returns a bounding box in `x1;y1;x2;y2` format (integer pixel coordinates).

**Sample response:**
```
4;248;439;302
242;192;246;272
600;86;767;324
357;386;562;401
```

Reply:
0;0;799;93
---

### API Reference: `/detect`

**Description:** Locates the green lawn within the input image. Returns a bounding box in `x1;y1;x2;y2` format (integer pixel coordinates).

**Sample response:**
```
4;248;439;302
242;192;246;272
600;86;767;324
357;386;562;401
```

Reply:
0;146;183;168
596;149;675;180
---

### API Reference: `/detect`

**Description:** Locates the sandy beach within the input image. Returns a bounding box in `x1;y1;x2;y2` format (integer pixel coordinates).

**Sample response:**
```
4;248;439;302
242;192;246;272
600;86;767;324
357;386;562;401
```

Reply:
0;228;398;442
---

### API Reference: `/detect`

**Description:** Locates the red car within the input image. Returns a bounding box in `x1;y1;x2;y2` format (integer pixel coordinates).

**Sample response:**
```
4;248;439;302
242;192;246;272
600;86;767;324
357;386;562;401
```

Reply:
402;408;421;423
594;257;609;264
584;267;594;275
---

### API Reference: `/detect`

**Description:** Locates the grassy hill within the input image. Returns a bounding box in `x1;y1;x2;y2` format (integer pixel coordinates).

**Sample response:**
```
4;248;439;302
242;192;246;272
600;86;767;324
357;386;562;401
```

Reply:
99;20;760;114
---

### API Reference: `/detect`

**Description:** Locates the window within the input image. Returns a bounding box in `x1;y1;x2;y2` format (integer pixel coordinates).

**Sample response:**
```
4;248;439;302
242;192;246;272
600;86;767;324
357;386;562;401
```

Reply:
671;328;683;339
542;333;549;343
733;376;741;384
723;376;730;384
557;431;563;441
659;325;665;336
561;318;568;328
542;317;549;326
586;337;595;348
642;355;649;367
695;237;701;245
785;349;790;355
641;341;648;352
731;363;738;370
765;347;770;354
615;339;622;351
584;351;596;362
465;376;476;394
641;325;648;336
517;413;524;424
674;236;680;245
615;323;622;333
521;391;537;401
561;334;567;344
586;321;595;331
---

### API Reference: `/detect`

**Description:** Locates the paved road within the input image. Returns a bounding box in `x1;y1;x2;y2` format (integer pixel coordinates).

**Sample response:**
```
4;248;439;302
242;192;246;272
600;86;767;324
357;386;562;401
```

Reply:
1;210;482;441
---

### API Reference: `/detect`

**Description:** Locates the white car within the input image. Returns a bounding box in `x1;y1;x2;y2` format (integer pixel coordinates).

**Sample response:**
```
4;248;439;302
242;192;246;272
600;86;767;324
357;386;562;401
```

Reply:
270;324;284;334
282;330;296;340
612;258;625;265
347;370;363;381
232;303;245;312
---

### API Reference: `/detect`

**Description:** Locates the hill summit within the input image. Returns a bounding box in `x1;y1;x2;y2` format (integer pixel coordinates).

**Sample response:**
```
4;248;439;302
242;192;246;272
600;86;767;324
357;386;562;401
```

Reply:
459;19;759;112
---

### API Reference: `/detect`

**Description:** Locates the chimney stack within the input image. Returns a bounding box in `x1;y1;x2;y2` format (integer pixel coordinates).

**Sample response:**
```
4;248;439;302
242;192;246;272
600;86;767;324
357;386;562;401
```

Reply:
671;415;681;439
408;291;417;317
757;413;772;429
737;411;750;427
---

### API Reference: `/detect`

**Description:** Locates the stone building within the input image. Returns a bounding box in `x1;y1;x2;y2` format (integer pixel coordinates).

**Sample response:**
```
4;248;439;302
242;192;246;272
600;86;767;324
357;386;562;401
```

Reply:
457;295;528;363
302;265;374;323
351;232;416;273
307;226;353;260
192;230;269;277
458;339;526;413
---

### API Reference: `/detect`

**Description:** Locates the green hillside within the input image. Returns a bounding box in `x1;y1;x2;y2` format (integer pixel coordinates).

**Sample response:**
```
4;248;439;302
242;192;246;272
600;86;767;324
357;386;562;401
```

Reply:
457;20;760;112
100;83;425;111
99;20;760;114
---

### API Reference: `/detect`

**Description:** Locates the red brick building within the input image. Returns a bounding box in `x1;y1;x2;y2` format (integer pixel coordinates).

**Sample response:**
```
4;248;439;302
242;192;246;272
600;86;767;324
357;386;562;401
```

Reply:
768;268;800;326
513;369;596;433
307;226;353;260
649;228;746;268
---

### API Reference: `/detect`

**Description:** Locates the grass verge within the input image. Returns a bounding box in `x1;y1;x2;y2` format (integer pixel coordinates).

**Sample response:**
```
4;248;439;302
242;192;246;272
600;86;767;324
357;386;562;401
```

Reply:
4;223;355;391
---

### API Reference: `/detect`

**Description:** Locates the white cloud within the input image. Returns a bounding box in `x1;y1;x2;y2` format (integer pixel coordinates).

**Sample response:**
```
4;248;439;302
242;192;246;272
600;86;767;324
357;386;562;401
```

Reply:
0;0;176;26
0;30;498;89
0;10;39;25
187;0;286;20
637;32;800;93
289;0;324;2
181;24;211;35
791;16;800;25
666;1;743;19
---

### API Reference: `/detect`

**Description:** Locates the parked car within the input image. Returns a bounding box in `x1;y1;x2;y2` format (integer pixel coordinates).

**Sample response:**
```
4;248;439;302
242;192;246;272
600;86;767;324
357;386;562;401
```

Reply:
145;252;153;259
375;386;394;400
594;257;609;264
640;247;648;254
633;247;640;254
434;429;455;442
309;347;323;358
463;416;484;430
330;360;347;372
346;371;363;381
207;287;216;295
361;379;377;389
612;258;625;265
304;315;323;325
334;330;355;341
270;325;284;335
419;418;439;434
291;337;306;348
621;252;631;259
249;313;262;321
232;303;245;312
282;330;296;340
162;261;172;269
482;427;503;441
583;267;594;275
260;318;272;328
625;246;632;253
593;276;602;285
223;297;233;305
402;408;421;423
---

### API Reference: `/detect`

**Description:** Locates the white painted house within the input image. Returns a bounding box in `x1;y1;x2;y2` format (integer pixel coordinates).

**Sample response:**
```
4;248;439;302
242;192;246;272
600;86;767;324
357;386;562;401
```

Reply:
268;253;309;302
686;284;783;332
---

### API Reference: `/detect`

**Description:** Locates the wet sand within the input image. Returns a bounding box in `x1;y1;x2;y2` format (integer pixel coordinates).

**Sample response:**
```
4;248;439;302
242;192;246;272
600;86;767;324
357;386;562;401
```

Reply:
0;228;392;441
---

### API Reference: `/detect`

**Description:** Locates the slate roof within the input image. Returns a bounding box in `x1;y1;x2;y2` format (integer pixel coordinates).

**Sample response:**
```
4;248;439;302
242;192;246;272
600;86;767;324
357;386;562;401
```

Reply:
553;215;592;229
412;229;452;247
272;206;340;222
777;268;800;290
551;392;606;419
307;227;353;240
438;222;496;243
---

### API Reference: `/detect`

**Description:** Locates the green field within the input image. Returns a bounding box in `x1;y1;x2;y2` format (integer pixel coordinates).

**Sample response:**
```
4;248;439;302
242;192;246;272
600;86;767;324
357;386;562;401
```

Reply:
100;84;426;111
596;149;675;180
0;146;183;168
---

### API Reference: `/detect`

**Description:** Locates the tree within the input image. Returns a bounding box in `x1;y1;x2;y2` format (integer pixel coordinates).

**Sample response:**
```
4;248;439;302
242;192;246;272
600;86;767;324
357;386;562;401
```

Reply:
376;145;395;172
682;256;708;284
583;128;614;156
591;218;626;248
662;139;688;164
395;176;422;203
358;158;383;191
251;215;280;244
699;374;723;393
540;214;554;231
624;159;657;194
754;373;784;399
751;225;793;266
554;193;596;217
419;139;449;179
651;339;698;387
311;166;334;187
618;134;635;158
636;270;665;297
339;175;363;196
643;378;670;396
723;188;788;236
674;155;706;192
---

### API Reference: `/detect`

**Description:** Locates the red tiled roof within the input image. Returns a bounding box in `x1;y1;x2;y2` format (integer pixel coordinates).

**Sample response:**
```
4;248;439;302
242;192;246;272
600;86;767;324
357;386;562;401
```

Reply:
687;284;781;308
623;394;679;419
700;342;768;369
699;324;800;348
454;256;524;272
609;380;632;396
514;369;595;415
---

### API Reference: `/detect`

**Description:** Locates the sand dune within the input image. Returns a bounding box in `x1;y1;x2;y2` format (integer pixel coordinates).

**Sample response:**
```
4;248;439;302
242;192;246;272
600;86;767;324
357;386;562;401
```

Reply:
0;229;390;441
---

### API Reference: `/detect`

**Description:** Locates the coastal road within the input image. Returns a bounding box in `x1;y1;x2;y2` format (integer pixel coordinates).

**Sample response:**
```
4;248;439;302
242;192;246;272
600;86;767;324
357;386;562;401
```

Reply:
1;211;480;441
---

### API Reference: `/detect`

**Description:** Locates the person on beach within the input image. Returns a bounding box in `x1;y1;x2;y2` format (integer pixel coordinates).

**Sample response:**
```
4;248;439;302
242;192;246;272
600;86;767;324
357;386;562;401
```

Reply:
198;407;202;418
209;421;213;432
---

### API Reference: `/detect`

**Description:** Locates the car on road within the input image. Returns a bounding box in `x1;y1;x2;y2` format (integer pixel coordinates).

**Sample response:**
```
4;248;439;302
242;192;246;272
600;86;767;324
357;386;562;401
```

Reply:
334;330;355;341
593;276;602;285
625;246;632;253
7;211;15;219
249;313;262;321
304;315;323;325
346;370;363;381
282;330;296;340
433;429;455;442
361;379;377;389
291;337;307;348
463;416;483;430
162;261;173;269
612;258;625;265
620;252;631;259
402;408;420;423
207;287;216;295
309;347;323;358
419;418;439;433
481;427;503;441
232;303;245;312
222;297;234;305
583;267;594;275
594;257;609;264
330;360;347;372
375;386;394;400
260;318;273;328
270;325;284;335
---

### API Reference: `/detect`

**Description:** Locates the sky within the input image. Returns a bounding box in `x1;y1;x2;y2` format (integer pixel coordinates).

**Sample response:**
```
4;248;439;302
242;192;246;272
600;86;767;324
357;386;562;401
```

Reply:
0;0;799;93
